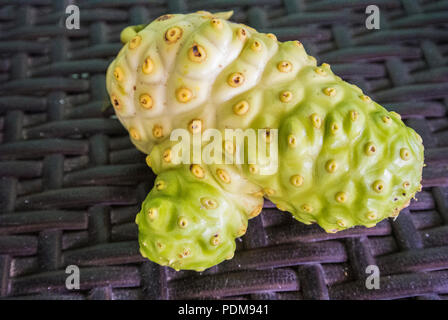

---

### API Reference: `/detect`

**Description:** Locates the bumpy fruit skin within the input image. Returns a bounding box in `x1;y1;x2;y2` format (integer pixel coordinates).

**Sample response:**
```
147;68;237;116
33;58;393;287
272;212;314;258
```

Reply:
136;167;260;271
106;11;424;270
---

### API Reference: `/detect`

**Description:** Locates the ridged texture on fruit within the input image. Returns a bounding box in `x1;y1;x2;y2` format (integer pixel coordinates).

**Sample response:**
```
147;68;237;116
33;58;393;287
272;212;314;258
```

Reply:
136;166;263;271
239;62;424;232
106;11;425;270
106;11;255;154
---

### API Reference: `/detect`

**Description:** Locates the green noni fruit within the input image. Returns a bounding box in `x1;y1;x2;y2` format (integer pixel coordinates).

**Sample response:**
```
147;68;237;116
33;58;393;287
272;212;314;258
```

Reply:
106;11;424;271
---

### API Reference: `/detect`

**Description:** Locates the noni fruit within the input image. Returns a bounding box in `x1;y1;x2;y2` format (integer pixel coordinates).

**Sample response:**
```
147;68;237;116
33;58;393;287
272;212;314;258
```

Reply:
106;11;424;271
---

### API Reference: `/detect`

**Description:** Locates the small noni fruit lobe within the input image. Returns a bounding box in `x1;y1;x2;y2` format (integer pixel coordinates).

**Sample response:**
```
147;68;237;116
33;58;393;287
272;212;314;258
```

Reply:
106;11;424;270
136;167;260;271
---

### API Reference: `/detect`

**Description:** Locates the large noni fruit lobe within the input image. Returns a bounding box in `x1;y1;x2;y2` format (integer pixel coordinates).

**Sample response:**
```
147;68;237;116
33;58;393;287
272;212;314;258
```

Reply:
106;11;424;270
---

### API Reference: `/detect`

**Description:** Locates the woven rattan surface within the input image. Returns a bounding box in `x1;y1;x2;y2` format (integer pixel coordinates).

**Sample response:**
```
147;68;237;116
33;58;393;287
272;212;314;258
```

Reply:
0;0;448;300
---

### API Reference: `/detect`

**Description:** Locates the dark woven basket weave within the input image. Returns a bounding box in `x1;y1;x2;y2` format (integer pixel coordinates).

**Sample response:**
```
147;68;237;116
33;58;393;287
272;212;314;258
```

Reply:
0;0;448;300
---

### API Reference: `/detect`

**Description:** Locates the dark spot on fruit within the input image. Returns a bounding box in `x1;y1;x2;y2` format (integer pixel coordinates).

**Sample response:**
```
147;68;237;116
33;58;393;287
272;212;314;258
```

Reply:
157;14;172;21
192;45;201;57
